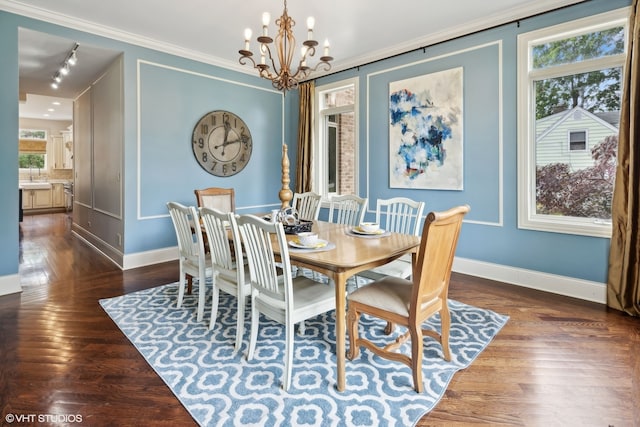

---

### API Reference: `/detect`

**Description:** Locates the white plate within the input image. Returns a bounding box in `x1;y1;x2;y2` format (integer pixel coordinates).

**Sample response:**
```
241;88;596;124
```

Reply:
351;227;385;235
289;238;329;249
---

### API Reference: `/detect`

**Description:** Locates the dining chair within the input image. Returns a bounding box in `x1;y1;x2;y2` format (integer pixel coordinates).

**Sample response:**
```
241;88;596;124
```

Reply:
327;194;367;226
194;187;235;213
346;204;470;393
199;207;251;351
290;191;322;281
166;201;211;322
292;191;322;221
236;214;336;391
357;197;426;283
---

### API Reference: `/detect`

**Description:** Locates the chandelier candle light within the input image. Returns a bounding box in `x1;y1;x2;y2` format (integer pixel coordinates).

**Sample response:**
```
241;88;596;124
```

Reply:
239;0;333;92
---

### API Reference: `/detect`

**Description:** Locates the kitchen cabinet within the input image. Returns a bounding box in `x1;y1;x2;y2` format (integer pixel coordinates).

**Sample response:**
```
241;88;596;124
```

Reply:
51;133;73;169
22;188;52;209
52;183;65;208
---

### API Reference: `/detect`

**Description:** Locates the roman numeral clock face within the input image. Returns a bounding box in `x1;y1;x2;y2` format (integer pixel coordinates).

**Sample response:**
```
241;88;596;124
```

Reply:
192;110;253;177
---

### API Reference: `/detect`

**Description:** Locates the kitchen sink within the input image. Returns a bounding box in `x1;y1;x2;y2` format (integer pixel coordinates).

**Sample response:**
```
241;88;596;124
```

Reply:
19;182;52;190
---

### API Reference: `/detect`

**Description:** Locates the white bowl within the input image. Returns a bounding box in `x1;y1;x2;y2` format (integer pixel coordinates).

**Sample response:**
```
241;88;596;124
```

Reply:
359;222;380;233
297;232;319;246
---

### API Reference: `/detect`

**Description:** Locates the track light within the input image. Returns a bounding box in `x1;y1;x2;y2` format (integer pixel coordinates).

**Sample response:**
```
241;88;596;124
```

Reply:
50;42;79;91
68;51;77;66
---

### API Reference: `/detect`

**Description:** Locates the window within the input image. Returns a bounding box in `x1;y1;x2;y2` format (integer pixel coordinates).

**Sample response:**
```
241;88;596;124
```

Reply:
517;8;628;237
313;78;358;201
19;129;49;174
19;153;46;169
569;130;587;151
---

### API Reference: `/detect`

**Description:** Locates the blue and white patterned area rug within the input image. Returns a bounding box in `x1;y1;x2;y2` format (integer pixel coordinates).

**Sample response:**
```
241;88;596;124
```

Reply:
100;280;508;427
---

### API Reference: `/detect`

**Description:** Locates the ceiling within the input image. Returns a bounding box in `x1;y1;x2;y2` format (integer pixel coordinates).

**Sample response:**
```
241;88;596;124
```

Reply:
7;0;587;121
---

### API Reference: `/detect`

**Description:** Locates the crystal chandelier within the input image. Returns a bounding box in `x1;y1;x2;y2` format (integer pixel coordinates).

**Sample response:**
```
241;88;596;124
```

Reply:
239;0;333;92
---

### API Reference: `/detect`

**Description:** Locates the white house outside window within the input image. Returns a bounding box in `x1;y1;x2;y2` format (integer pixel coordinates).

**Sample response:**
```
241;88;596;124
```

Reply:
517;8;628;238
313;78;358;202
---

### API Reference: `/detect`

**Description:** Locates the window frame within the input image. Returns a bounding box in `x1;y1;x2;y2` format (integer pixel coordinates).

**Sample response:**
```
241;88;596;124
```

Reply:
568;129;587;152
313;77;359;204
19;129;50;173
516;7;628;238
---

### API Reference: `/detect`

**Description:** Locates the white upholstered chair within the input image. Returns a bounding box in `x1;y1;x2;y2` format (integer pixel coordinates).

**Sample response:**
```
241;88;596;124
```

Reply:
347;205;469;393
199;207;251;351
292;191;322;221
358;197;425;282
327;194;367;226
166;201;211;322
237;214;336;391
194;187;235;213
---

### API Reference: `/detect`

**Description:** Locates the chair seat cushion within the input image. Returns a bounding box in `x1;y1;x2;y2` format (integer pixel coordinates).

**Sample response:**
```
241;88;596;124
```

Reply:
349;276;413;316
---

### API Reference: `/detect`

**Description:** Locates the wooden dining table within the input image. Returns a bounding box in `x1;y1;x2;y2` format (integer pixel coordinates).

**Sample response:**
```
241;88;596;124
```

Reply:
274;220;421;392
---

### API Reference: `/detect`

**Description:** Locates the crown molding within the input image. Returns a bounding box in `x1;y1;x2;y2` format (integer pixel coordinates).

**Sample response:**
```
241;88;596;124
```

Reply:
1;0;589;82
0;0;252;76
327;0;587;75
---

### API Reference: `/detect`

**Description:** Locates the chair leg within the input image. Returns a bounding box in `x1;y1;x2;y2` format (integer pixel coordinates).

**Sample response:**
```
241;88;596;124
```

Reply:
177;267;186;308
196;273;206;322
186;274;193;294
208;275;220;330
235;295;246;352
283;320;294;391
247;297;259;360
384;321;395;335
440;304;452;361
410;324;424;393
346;305;361;360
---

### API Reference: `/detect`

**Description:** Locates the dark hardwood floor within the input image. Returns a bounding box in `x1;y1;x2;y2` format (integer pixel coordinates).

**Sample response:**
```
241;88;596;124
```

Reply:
1;213;638;426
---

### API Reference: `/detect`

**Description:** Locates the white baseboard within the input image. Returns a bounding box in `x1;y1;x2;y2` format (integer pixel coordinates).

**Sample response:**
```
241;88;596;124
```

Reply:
453;257;607;304
68;243;607;305
122;246;178;270
0;273;22;297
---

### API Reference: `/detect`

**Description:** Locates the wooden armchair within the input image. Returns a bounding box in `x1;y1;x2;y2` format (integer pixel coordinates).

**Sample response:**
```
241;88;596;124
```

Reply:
347;205;469;392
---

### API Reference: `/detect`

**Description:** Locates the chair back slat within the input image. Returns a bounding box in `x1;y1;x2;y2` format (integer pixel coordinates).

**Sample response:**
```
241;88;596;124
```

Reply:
200;207;235;271
328;194;367;226
237;215;289;308
167;202;205;262
376;197;425;235
292;191;322;221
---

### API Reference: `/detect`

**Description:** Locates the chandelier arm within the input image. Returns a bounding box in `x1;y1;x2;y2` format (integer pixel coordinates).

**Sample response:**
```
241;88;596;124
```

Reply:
260;43;281;77
305;61;333;74
239;55;257;69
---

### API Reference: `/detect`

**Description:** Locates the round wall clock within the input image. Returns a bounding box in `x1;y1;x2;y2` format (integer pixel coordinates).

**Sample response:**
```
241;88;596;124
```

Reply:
191;110;253;177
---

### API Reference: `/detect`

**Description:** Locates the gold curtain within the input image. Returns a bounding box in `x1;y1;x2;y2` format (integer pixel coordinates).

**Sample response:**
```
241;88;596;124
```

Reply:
607;0;640;316
295;81;315;193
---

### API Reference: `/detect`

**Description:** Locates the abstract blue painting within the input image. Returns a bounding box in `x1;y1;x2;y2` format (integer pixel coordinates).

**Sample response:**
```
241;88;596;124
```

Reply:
389;67;463;190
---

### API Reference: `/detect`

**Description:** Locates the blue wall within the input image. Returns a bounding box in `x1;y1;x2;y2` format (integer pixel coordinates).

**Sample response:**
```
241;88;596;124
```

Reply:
0;12;19;280
0;10;290;283
316;0;629;284
0;0;629;293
